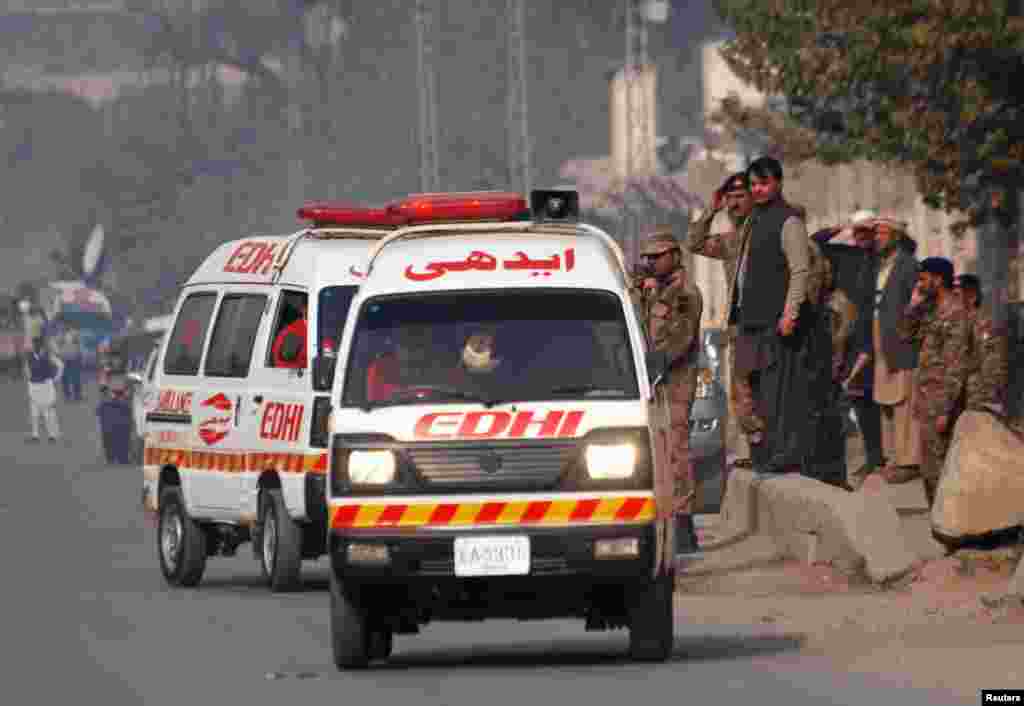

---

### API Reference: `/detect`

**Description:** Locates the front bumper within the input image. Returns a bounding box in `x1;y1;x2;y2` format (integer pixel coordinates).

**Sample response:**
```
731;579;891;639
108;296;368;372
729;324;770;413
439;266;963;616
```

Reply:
330;522;657;582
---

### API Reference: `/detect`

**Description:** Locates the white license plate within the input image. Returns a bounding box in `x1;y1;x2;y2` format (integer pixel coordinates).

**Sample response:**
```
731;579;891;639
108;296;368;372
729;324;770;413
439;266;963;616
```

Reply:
453;535;530;577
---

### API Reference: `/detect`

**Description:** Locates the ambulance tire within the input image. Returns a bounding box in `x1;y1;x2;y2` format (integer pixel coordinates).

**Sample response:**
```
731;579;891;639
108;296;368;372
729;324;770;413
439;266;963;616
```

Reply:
627;573;674;662
368;627;393;661
259;489;302;592
157;486;207;587
329;573;370;670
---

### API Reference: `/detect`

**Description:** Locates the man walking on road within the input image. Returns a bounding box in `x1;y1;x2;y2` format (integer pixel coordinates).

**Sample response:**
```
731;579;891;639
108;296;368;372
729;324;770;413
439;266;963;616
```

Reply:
58;325;84;402
24;336;64;444
630;227;703;559
897;257;969;508
688;172;755;468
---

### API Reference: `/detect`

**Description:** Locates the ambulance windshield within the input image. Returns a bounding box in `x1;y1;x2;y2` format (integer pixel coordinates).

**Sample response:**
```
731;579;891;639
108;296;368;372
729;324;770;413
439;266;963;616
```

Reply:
342;289;638;409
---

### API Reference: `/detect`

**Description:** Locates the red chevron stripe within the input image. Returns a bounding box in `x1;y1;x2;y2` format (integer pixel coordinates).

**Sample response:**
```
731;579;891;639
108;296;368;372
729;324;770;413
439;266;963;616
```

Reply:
429;503;458;525
378;504;407;526
476;502;505;524
570;498;600;521
615;497;647;521
521;500;551;523
333;505;359;527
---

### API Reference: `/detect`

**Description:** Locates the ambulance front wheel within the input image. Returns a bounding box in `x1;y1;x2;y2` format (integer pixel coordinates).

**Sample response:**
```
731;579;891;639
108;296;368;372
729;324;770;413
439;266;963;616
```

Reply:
157;486;207;587
627;573;674;662
258;489;302;592
329;573;370;670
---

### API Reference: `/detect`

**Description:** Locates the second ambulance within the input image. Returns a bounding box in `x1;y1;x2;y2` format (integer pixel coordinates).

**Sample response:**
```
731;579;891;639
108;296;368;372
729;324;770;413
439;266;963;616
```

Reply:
323;190;676;668
144;208;388;591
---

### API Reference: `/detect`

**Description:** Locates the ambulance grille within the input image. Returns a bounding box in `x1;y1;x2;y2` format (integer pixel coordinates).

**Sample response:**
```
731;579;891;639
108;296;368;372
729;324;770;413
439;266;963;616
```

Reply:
404;441;578;490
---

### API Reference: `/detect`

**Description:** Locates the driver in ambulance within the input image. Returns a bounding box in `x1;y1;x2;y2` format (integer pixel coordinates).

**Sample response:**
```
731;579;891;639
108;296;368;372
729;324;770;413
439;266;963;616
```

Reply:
365;323;444;402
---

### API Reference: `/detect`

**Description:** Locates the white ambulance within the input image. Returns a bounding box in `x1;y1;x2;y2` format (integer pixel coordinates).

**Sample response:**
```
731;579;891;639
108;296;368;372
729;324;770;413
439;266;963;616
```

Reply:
323;190;676;667
144;206;390;591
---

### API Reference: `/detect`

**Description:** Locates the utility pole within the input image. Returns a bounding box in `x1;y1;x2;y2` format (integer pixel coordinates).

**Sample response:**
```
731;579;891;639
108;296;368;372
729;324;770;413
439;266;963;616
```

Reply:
623;0;651;267
414;0;440;193
506;0;531;194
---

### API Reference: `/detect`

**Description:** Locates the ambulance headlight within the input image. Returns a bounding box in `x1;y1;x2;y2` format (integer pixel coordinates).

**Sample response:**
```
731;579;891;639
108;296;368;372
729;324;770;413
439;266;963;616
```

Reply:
585;443;637;480
347;450;397;485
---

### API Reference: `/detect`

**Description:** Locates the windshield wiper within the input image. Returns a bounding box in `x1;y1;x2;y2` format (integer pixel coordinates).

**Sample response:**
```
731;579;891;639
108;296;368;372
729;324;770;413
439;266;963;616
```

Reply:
360;387;503;412
545;384;628;398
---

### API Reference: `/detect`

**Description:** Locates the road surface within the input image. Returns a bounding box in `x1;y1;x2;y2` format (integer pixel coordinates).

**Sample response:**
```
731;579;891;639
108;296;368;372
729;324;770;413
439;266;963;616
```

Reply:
0;379;967;706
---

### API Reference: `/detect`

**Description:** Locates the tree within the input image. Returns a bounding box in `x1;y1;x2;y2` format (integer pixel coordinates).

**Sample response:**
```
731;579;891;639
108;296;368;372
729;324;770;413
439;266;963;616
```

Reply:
712;0;1024;214
713;0;1024;350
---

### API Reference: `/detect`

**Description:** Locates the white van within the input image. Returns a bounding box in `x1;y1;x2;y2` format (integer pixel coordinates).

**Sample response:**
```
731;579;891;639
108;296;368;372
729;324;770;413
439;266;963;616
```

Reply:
144;209;389;591
323;190;675;667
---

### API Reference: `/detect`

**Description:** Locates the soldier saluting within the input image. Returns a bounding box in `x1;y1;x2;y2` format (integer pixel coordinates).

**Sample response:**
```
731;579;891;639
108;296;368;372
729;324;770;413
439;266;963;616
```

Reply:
629;226;704;561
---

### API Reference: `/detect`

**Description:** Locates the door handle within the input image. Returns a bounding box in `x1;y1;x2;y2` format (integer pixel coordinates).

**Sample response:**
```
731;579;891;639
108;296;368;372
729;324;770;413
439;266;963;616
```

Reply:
234;396;241;426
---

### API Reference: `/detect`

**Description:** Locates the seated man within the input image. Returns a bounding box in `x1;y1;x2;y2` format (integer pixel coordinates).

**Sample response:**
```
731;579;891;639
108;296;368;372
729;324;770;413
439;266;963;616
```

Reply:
271;302;308;369
449;327;503;387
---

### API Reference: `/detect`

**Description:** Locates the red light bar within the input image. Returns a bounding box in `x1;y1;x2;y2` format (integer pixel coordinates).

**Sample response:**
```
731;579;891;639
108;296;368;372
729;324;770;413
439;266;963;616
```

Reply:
297;203;400;228
388;191;528;224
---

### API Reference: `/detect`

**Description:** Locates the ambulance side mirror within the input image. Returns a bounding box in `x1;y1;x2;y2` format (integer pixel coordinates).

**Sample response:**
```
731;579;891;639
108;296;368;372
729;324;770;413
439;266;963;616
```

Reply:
312;355;336;392
645;351;668;388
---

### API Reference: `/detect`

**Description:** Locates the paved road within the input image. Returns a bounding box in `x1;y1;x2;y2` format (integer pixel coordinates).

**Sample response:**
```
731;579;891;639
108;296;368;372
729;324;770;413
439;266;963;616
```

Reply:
0;379;968;706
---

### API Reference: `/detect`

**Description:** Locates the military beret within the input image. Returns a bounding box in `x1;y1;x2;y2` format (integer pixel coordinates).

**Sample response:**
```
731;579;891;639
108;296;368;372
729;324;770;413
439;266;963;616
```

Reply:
640;227;680;256
919;257;954;284
719;172;749;194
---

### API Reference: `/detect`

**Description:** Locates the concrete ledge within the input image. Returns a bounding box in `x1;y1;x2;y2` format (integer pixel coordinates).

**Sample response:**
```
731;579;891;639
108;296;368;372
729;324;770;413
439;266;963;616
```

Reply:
717;469;918;584
1009;554;1024;599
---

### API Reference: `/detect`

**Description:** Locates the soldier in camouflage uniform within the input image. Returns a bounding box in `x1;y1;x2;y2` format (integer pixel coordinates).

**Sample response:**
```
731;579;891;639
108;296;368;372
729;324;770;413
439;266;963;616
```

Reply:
953;274;1011;415
897;257;970;508
630;227;704;557
688;173;755;466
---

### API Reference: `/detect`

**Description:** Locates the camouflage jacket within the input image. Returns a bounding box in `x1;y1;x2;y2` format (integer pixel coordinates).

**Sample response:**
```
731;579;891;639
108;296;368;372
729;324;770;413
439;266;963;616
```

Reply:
629;267;703;377
687;207;744;289
897;295;970;419
964;309;1010;412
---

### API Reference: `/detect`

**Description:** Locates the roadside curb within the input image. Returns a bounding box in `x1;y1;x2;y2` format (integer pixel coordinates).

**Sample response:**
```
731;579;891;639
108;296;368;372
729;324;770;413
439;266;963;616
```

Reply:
715;469;918;584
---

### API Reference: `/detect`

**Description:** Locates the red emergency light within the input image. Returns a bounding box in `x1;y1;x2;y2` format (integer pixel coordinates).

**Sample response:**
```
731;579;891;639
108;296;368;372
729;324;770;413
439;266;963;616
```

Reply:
388;191;528;224
297;203;401;228
297;191;529;228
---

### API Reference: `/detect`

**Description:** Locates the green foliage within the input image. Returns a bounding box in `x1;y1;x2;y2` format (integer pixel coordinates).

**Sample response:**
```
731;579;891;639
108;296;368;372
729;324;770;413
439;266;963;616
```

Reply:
712;0;1024;212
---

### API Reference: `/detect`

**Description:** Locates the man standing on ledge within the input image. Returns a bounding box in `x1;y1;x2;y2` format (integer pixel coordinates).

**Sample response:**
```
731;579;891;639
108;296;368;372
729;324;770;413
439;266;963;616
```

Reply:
728;156;812;474
688;172;756;468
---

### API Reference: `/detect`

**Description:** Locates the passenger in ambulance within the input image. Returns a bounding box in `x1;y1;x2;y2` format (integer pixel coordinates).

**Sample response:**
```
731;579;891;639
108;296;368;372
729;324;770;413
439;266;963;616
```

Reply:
365;323;445;402
449;327;503;388
271;301;308;369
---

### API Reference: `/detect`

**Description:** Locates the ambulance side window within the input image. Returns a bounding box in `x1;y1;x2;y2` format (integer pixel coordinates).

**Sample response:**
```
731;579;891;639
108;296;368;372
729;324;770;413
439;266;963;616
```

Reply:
164;293;218;376
267;290;308;368
204;294;267;378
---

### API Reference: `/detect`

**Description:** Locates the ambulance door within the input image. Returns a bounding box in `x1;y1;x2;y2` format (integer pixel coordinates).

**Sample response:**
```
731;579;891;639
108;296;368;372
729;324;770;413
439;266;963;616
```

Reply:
196;288;270;517
241;288;311;520
158;290;219;516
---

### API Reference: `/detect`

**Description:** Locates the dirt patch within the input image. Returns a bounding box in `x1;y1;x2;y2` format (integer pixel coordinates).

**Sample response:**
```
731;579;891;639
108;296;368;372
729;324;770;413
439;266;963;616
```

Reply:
675;548;1024;703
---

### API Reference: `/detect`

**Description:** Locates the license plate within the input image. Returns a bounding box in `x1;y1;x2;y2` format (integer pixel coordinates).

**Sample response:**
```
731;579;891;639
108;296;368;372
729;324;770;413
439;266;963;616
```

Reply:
453;535;530;577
